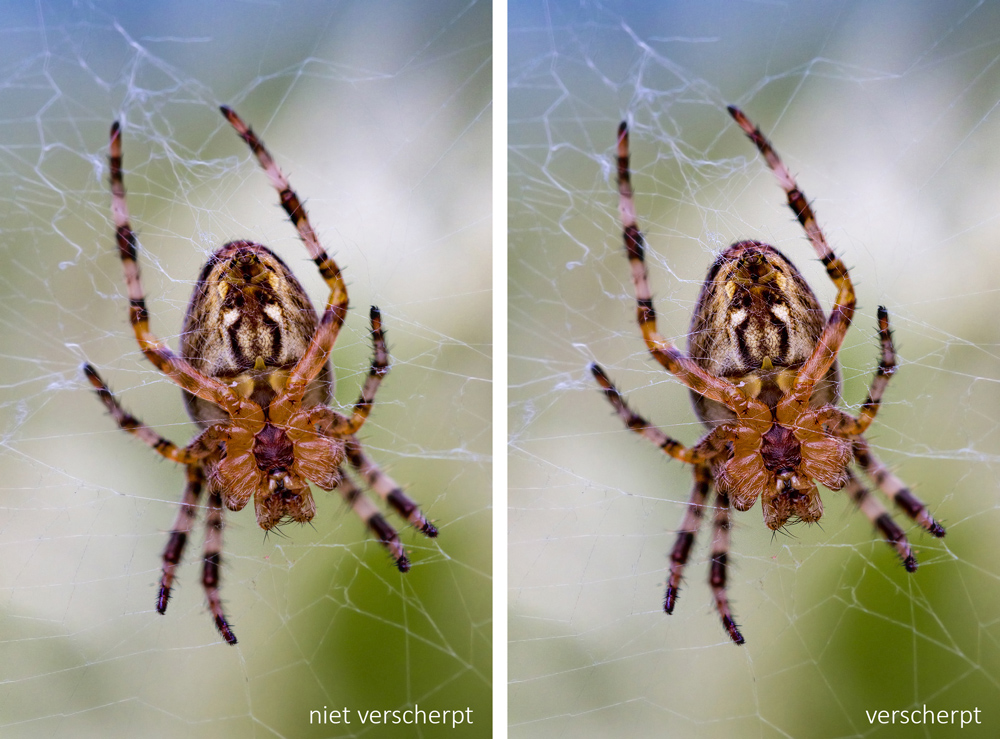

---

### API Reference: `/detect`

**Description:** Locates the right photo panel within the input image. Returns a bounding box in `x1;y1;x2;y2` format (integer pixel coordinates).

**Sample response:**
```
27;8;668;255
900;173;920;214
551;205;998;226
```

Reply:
509;2;998;736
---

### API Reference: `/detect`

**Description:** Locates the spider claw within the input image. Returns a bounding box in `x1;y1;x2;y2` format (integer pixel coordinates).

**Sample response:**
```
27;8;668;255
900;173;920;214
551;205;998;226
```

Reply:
903;556;918;573
219;104;242;130
724;616;746;646
156;587;171;614
395;555;411;573
216;615;238;645
663;587;678;614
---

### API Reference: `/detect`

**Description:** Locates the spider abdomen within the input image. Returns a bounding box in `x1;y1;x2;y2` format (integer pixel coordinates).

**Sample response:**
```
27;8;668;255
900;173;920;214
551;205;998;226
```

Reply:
181;241;332;426
689;240;839;425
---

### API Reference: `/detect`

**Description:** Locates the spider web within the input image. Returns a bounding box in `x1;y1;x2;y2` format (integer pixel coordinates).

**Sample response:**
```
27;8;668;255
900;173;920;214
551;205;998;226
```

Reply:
509;1;1000;736
0;2;491;737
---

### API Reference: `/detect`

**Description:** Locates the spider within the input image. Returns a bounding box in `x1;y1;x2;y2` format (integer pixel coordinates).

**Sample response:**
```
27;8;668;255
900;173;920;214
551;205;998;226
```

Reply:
590;106;945;645
83;106;437;645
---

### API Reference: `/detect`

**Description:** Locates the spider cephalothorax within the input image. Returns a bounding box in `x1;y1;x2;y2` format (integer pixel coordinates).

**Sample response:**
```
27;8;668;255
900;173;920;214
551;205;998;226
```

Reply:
591;106;945;645
84;106;437;645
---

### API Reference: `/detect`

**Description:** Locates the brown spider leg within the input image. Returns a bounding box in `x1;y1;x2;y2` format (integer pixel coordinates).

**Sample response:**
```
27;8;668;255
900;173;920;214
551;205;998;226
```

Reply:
108;123;243;416
709;490;745;645
202;488;237;645
157;464;205;612
322;306;390;437
84;362;234;635
84;363;202;465
853;440;945;538
664;464;712;614
726;106;857;402
833;306;896;436
219;106;349;397
344;437;438;538
336;469;411;572
83;363;222;465
590;362;721;465
840;468;917;571
616;122;753;413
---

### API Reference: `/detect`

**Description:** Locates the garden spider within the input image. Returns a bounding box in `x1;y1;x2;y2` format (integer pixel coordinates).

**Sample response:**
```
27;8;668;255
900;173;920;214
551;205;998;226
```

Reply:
84;106;437;645
590;106;945;645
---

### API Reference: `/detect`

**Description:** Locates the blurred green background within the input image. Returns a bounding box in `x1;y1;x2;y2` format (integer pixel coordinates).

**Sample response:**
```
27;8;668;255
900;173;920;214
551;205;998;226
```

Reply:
510;1;999;737
0;2;491;737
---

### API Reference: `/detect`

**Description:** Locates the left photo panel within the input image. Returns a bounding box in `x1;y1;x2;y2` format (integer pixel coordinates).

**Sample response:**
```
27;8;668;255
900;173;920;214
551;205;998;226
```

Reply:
0;2;492;737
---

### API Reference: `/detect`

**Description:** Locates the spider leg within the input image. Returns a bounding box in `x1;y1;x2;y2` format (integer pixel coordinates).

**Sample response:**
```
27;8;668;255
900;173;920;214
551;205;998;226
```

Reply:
85;362;233;640
590;362;719;465
834;306;897;436
202;488;238;645
108;124;243;415
345;437;438;538
324;306;390;436
727;106;857;402
853;440;945;538
219;106;349;397
84;362;209;465
664;464;712;614
157;464;205;612
615;123;753;413
709;490;745;645
336;469;411;572
840;467;916;571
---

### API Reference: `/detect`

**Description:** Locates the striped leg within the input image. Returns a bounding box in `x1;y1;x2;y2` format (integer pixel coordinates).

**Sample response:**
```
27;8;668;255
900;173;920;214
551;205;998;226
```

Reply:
664;464;712;614
840;468;916;571
709;491;744;645
854;440;945;539
835;306;897;436
83;364;234;640
616;123;752;413
345;438;438;538
590;363;724;466
726;106;857;401
220;106;349;396
336;470;410;572
85;362;226;465
157;465;205;612
83;363;204;465
108;124;242;415
202;489;237;645
327;306;391;436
